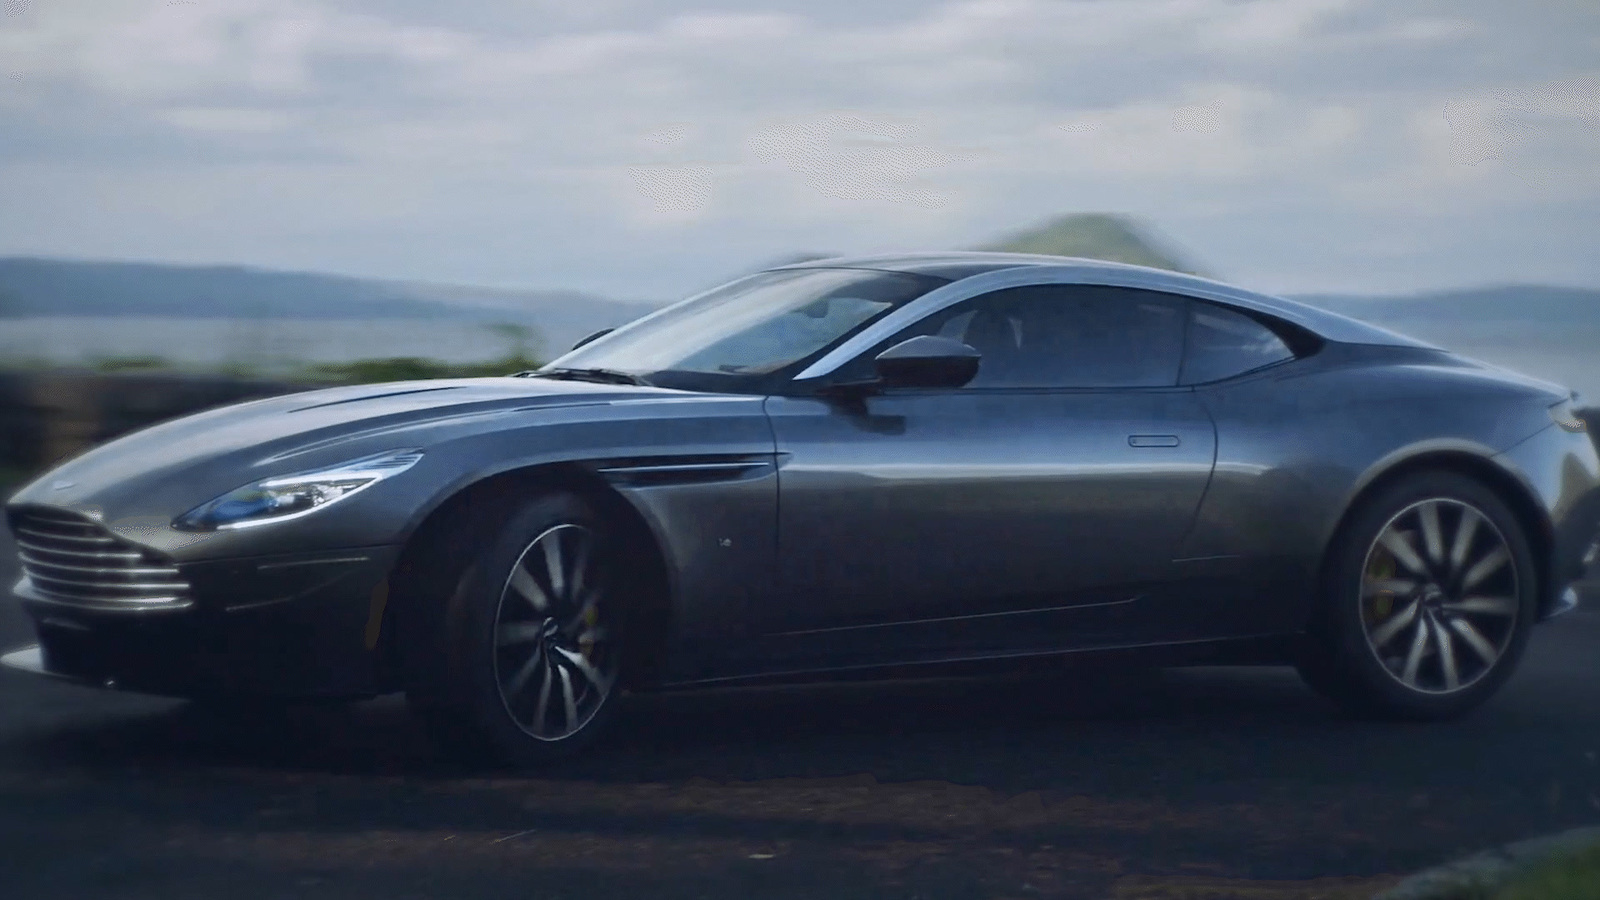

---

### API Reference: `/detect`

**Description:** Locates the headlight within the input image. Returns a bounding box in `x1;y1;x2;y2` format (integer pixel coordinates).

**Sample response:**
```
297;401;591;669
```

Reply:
1549;398;1589;433
174;449;424;532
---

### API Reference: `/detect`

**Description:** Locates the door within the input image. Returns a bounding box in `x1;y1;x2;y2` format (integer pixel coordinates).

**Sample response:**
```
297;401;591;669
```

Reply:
759;284;1219;665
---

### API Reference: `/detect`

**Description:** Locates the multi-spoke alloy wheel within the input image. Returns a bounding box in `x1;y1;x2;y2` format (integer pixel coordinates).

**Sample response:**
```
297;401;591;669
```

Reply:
1360;498;1518;694
402;492;631;766
1298;471;1536;720
492;524;618;742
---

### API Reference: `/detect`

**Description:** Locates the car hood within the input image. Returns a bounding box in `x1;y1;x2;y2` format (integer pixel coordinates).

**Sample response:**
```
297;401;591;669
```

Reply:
8;376;681;512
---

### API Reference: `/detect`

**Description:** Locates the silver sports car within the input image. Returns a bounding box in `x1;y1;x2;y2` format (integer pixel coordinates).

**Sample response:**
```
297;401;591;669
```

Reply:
6;252;1599;766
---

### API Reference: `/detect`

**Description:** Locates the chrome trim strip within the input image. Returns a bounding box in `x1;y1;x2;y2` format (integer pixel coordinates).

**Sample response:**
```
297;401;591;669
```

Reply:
18;553;180;578
255;556;372;572
14;526;116;545
772;595;1143;637
19;507;93;520
15;540;143;562
15;513;104;529
596;461;772;475
18;578;192;612
27;569;188;591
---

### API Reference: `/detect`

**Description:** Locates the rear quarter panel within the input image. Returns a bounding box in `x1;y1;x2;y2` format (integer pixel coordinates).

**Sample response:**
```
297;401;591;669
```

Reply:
1180;346;1567;634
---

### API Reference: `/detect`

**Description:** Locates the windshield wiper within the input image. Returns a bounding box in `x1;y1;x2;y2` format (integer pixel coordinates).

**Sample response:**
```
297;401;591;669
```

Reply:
520;367;652;386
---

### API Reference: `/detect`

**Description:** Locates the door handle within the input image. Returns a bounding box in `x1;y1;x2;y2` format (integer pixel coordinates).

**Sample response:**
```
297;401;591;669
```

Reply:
1128;434;1180;448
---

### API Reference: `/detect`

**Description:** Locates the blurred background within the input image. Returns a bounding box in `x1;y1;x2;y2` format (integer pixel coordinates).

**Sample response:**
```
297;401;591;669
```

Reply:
1;0;1597;479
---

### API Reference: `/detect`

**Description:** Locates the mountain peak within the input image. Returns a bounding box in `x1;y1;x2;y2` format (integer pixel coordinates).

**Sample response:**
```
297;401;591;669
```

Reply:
978;213;1205;276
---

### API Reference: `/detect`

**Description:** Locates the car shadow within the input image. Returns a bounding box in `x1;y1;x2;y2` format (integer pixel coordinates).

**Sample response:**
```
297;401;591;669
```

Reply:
6;663;1348;782
7;652;1594;887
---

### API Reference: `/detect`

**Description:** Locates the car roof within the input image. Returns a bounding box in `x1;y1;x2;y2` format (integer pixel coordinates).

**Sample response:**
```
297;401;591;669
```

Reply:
773;251;1434;348
770;251;1126;281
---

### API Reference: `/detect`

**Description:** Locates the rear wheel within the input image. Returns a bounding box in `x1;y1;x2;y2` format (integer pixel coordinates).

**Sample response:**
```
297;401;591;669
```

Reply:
405;492;626;766
1298;471;1537;719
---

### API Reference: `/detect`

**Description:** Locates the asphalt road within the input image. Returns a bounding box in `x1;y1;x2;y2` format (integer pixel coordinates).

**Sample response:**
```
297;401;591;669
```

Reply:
1;526;1597;900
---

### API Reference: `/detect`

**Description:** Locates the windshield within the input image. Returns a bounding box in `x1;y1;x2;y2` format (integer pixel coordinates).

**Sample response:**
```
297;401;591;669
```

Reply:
544;268;945;383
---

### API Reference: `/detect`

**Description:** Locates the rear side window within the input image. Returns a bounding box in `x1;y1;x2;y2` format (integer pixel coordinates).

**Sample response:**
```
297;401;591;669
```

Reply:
1181;304;1295;384
918;284;1187;388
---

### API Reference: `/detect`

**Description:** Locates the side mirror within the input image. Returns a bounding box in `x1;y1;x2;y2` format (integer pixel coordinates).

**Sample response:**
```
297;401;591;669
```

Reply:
873;335;980;389
570;328;615;351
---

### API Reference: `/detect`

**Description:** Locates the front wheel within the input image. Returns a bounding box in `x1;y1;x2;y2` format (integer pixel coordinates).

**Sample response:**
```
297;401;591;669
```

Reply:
405;492;626;767
1298;471;1538;719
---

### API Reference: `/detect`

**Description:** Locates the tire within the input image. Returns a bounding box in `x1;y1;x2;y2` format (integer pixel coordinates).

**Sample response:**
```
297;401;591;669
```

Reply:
403;491;628;767
1298;470;1538;720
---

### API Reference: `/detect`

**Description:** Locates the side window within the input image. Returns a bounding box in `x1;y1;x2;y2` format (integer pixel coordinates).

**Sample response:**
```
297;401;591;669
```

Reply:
881;284;1187;388
1181;303;1295;384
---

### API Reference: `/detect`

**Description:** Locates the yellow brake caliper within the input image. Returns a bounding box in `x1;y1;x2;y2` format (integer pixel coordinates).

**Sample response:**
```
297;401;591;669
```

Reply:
580;603;599;661
1366;550;1397;623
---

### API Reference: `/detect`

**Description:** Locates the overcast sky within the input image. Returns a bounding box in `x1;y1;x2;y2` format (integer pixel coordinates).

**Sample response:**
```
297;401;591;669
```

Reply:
2;0;1597;300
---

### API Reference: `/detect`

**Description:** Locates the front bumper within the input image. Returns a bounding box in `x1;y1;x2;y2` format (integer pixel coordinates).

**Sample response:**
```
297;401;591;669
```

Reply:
5;546;400;699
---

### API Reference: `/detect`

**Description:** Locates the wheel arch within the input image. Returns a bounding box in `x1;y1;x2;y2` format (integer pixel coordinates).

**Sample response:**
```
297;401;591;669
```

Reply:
378;462;677;692
1312;449;1556;626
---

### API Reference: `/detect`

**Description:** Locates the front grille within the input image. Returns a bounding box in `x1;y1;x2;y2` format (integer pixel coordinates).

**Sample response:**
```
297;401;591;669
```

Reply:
9;507;192;611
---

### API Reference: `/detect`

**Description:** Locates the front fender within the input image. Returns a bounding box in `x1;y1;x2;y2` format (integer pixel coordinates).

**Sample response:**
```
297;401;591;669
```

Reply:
386;396;781;666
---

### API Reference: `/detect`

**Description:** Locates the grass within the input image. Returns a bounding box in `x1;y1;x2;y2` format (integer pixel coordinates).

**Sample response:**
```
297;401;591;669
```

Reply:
296;353;542;385
1;353;546;385
6;318;548;385
92;354;173;372
0;464;32;496
1488;842;1600;900
1111;873;1397;899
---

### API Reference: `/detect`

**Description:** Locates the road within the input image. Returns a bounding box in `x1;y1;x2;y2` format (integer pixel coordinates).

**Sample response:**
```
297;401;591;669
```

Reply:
1;526;1597;900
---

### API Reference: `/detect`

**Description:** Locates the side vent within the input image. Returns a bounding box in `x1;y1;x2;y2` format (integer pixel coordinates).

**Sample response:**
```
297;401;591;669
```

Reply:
591;454;781;487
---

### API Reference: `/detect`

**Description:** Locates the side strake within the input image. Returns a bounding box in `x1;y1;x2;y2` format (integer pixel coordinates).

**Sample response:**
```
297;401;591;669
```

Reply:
589;454;782;487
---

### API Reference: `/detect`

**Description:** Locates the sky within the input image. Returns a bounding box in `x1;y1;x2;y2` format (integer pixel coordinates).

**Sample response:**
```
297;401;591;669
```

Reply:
1;0;1598;301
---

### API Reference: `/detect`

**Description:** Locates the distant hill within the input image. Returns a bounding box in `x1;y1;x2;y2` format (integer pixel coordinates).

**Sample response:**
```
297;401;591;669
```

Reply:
6;236;1597;363
1292;285;1600;404
0;257;662;355
1292;285;1600;327
979;213;1205;275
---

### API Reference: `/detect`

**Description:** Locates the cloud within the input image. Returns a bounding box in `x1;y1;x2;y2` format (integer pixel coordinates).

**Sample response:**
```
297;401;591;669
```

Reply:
747;112;968;209
1196;0;1358;51
1442;75;1600;186
1171;104;1223;134
628;164;715;214
643;124;690;147
0;0;1597;296
161;107;297;134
